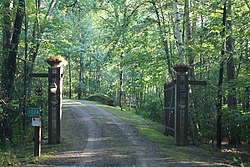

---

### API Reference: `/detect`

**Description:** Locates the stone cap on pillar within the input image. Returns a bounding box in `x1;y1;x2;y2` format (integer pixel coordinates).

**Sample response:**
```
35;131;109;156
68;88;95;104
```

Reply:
173;64;189;73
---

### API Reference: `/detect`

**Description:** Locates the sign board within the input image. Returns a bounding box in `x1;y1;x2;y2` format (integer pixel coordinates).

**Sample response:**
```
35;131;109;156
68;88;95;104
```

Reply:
27;107;41;116
32;117;41;127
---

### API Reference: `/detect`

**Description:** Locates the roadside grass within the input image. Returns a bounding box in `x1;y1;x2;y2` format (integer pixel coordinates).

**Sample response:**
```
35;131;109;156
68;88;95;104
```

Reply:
90;102;240;166
0;108;72;167
0;138;55;167
2;100;247;166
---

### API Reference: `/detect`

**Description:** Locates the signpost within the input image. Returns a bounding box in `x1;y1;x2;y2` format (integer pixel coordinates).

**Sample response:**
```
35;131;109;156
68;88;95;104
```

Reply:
27;107;41;117
27;107;41;156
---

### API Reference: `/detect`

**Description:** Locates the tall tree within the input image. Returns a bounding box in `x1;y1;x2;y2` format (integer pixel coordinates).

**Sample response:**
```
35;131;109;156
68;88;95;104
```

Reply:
1;0;25;142
173;0;186;64
225;0;237;145
151;0;173;79
2;0;22;100
184;0;194;78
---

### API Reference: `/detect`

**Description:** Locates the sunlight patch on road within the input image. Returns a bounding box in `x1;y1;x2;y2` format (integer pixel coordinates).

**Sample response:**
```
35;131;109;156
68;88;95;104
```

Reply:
111;154;130;158
53;151;96;158
63;100;86;106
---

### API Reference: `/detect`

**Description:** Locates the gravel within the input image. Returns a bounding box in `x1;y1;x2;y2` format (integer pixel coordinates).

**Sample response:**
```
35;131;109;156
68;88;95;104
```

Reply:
25;100;233;167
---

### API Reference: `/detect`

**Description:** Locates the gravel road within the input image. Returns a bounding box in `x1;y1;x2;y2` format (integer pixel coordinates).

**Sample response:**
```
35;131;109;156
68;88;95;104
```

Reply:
29;100;232;167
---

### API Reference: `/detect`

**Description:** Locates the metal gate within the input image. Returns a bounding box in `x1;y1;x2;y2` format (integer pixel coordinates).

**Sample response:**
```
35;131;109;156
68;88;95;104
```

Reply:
164;81;175;137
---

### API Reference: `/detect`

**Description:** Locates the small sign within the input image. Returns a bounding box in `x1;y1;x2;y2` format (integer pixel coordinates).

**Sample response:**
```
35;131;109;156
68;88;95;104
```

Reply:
32;117;41;127
27;107;41;116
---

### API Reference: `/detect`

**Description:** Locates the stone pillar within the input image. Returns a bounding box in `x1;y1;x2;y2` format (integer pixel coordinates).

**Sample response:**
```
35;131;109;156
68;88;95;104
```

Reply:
174;65;189;146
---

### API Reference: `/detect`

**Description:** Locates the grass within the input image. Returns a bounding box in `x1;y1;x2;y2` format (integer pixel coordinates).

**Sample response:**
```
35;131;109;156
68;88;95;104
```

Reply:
0;142;53;167
91;102;237;165
1;100;248;166
0;108;73;167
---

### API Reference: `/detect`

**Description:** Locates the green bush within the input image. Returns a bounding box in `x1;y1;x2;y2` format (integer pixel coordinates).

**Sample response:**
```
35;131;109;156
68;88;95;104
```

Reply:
136;92;164;123
87;93;114;106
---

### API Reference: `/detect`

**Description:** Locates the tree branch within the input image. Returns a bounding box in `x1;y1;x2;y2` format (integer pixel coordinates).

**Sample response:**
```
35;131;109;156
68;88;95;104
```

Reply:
45;0;57;21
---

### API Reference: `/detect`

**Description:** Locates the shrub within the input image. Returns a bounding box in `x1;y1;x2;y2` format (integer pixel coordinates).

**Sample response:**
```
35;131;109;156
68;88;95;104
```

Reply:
87;93;114;106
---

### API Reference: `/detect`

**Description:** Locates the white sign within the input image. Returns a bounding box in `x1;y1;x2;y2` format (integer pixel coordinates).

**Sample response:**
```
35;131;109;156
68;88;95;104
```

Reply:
32;117;41;127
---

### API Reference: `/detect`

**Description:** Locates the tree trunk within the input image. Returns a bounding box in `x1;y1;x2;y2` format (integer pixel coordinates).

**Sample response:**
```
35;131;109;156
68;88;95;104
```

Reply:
173;0;186;64
119;54;123;110
216;4;227;149
2;0;20;100
27;0;57;97
152;1;173;79
245;41;249;111
78;54;84;99
225;0;238;146
184;0;194;79
1;0;25;143
2;0;13;57
1;0;14;143
68;54;72;99
23;0;29;131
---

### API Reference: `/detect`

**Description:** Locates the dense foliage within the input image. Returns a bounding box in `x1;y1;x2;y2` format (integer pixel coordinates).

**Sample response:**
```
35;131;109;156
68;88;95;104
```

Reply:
0;0;249;148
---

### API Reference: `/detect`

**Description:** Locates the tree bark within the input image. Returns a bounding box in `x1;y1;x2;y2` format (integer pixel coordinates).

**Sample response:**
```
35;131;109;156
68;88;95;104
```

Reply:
152;1;173;79
173;0;186;64
119;54;123;110
245;41;249;111
225;0;237;146
78;54;84;99
216;4;227;149
226;0;237;107
1;0;14;143
184;0;194;79
2;0;25;99
1;0;25;143
68;54;72;99
2;0;13;55
23;0;29;131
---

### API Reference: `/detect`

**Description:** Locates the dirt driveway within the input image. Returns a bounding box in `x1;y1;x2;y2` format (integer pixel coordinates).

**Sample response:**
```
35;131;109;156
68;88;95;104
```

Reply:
33;100;232;167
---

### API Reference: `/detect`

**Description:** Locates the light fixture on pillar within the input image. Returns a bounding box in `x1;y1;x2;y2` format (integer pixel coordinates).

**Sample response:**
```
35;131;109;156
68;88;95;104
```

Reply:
50;82;57;94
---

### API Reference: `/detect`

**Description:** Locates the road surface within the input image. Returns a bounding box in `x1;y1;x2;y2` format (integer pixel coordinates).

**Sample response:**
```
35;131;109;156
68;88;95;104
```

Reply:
26;100;232;167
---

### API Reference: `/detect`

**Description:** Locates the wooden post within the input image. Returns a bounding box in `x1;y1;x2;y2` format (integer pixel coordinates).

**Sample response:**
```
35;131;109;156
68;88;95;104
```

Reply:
34;126;41;156
48;67;63;144
174;65;189;146
164;65;207;145
31;116;41;156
